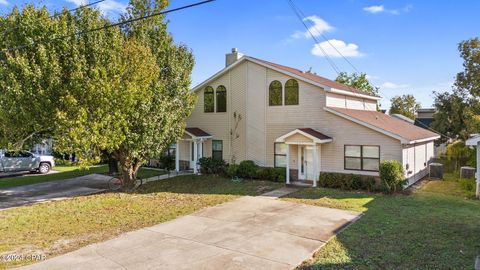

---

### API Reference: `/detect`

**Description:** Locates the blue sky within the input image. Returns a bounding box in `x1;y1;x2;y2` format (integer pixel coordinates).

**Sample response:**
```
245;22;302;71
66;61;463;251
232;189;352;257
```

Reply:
2;0;479;109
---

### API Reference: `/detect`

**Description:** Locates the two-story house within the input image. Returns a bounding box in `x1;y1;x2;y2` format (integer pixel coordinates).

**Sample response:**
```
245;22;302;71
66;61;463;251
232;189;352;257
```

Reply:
174;49;439;187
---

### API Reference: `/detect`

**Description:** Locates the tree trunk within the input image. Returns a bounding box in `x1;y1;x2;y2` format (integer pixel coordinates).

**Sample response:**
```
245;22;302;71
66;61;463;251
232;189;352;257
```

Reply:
108;155;119;175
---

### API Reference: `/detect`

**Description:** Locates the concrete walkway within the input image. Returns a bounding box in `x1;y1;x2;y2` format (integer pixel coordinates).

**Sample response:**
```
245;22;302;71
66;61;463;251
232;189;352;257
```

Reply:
20;195;361;270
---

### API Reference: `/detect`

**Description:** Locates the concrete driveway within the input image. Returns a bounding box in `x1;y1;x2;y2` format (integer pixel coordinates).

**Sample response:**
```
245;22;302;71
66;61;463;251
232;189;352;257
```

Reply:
20;195;361;270
0;174;111;209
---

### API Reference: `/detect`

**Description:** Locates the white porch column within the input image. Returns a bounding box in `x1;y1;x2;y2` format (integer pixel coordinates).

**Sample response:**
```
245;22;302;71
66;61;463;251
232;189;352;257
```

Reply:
193;140;198;174
175;141;180;172
286;144;290;184
477;141;480;199
313;144;318;187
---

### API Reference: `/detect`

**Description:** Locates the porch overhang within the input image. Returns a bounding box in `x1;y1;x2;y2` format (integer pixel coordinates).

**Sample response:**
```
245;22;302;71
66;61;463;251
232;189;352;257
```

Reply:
183;127;212;141
275;128;333;144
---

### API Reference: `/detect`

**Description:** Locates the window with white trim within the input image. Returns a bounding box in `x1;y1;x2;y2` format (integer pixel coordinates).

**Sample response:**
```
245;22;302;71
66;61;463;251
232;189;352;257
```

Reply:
274;143;287;167
344;145;380;171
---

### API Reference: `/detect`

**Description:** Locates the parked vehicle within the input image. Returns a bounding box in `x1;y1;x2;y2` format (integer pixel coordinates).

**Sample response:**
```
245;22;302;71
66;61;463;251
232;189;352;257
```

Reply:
0;151;55;174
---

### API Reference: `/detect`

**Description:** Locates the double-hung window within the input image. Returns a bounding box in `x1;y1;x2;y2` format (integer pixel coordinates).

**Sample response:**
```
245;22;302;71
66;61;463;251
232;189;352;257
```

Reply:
212;140;223;160
344;145;380;171
274;143;287;167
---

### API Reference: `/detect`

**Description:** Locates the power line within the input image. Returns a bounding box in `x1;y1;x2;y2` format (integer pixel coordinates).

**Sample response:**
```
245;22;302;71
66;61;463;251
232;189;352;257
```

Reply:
2;0;107;34
1;0;215;53
285;0;340;75
288;0;360;74
413;117;453;140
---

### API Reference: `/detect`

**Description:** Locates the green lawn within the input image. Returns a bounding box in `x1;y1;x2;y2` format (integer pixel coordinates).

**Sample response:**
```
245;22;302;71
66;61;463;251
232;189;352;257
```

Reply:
283;179;480;269
0;175;282;269
0;165;166;189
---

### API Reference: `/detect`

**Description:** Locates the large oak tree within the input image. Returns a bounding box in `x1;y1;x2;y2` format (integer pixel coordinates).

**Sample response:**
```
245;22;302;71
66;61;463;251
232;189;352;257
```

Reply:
0;0;195;186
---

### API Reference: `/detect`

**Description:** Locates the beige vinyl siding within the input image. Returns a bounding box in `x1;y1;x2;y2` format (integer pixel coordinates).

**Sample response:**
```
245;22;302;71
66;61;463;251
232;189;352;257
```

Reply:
325;92;378;111
178;140;190;162
264;68;401;176
364;99;377;111
325;93;346;108
245;62;267;165
230;61;247;162
187;58;401;178
345;96;364;110
402;141;435;186
285;133;313;143
186;61;247;163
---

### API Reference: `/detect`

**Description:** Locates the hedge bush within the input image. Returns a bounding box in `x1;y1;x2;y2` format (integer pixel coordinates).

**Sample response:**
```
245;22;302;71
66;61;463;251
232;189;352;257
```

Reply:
224;160;286;182
318;172;377;192
256;167;286;182
226;164;239;178
379;160;406;194
198;157;226;175
237;160;257;179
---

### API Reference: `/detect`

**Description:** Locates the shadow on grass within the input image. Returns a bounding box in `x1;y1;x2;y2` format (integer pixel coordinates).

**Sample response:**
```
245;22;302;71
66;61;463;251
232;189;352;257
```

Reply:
281;185;480;269
135;174;284;197
0;165;109;189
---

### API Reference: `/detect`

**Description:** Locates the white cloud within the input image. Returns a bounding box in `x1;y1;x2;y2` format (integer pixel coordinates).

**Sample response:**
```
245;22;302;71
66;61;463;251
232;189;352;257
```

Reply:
0;0;9;6
66;0;126;15
366;74;380;80
311;39;363;58
363;4;413;15
291;15;333;39
363;5;384;14
381;82;410;89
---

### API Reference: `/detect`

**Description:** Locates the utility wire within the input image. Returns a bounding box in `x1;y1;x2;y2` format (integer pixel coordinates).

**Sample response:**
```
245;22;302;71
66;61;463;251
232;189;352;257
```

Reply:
286;0;397;110
1;0;215;53
288;0;360;74
2;0;107;34
285;0;340;75
413;117;453;140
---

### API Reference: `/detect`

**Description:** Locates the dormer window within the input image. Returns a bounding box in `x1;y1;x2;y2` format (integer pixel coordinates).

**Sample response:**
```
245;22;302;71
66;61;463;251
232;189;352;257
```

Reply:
269;80;282;106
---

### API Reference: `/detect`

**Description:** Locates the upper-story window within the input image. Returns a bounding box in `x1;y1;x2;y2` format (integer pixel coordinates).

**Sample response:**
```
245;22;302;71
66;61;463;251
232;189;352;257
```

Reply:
269;80;282;106
285;79;299;105
216;85;227;112
204;86;214;113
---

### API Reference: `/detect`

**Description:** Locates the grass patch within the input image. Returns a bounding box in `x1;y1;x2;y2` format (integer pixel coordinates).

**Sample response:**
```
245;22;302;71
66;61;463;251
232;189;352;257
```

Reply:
283;180;480;269
0;165;108;189
0;165;166;189
0;175;281;269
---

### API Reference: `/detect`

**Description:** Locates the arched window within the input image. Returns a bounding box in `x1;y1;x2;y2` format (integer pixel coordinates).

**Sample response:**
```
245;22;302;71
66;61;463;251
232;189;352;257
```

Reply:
204;86;214;113
216;85;227;112
285;79;299;105
269;80;282;106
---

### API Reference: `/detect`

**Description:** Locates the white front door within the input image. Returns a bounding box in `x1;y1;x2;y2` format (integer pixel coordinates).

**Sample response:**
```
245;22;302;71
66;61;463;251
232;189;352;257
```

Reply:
189;141;203;170
298;145;315;180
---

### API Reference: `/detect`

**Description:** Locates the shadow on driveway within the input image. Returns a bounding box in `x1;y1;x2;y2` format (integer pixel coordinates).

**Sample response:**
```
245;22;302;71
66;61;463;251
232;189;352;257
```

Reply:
0;174;112;209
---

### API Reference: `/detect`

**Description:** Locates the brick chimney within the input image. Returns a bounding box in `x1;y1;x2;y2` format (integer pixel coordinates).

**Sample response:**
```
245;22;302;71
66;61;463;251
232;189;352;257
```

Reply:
225;48;243;67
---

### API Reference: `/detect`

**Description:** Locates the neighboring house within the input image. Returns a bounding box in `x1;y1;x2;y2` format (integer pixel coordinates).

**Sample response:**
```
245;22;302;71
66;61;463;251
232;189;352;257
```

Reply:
414;108;448;155
175;49;440;187
30;139;53;155
414;108;435;129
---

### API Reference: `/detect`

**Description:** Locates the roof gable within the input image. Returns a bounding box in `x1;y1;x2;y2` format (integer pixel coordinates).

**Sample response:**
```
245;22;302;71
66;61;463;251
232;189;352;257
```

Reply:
192;56;380;101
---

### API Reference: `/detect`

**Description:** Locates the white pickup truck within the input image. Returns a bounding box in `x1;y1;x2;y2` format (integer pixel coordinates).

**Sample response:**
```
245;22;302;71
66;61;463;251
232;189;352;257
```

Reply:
0;151;55;174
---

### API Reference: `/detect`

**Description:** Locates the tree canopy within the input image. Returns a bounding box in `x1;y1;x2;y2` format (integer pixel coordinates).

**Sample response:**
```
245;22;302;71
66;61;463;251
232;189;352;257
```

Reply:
335;72;380;96
0;0;195;185
389;94;421;120
432;37;480;143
